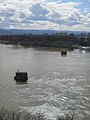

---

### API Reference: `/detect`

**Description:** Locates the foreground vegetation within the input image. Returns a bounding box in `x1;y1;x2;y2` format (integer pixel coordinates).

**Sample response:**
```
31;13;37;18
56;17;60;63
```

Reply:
0;108;44;120
0;108;73;120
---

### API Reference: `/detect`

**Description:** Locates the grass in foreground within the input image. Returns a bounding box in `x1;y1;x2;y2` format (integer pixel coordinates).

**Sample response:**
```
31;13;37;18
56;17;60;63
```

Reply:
0;108;73;120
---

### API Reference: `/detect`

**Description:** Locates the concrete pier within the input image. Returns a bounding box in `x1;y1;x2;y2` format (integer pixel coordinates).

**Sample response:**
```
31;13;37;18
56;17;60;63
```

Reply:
61;50;67;56
14;69;28;81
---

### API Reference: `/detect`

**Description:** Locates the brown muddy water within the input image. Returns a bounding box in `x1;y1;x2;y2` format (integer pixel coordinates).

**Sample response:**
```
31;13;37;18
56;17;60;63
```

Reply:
0;44;90;120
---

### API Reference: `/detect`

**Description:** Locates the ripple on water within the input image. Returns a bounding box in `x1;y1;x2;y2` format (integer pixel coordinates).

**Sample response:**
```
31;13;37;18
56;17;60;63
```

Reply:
19;103;74;120
9;72;90;119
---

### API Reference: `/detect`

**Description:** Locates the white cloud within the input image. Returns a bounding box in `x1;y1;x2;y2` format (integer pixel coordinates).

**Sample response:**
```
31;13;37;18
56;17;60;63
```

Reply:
0;0;90;31
29;21;59;30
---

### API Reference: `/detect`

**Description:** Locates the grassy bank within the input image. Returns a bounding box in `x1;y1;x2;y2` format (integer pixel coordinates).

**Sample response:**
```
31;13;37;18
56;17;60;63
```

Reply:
0;108;45;120
0;108;73;120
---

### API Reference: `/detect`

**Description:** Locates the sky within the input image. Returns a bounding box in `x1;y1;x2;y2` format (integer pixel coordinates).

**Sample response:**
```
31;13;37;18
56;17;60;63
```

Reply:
0;0;90;31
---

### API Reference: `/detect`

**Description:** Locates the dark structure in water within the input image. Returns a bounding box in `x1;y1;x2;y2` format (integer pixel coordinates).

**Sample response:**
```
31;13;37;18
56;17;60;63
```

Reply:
61;50;67;56
14;69;28;81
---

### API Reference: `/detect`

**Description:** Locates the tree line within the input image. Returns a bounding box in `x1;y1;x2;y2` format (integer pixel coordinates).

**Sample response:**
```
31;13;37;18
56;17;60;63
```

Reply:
0;34;90;47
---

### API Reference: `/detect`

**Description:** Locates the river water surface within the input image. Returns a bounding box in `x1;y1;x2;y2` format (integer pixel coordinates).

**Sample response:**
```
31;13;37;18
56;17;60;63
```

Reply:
0;44;90;120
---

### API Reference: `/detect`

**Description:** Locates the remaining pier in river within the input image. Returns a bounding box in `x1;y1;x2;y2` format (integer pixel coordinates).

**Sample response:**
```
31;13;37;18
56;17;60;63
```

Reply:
14;69;28;81
61;50;67;56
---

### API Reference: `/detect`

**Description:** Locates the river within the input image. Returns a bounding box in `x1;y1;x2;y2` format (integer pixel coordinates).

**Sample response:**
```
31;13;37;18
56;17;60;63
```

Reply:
0;44;90;120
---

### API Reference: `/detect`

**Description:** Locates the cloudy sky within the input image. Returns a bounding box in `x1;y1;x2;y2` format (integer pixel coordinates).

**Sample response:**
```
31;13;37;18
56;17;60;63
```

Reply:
0;0;90;31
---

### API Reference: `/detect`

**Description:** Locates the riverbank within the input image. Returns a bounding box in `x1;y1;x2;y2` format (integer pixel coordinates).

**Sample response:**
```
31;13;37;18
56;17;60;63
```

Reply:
0;108;44;120
0;108;73;120
0;34;76;48
0;34;90;49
